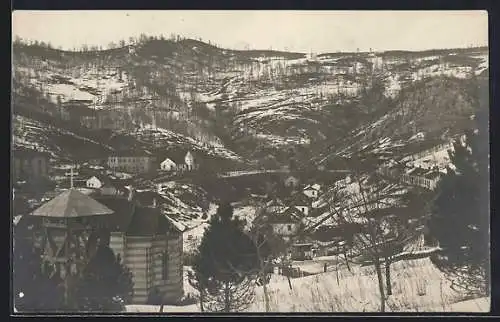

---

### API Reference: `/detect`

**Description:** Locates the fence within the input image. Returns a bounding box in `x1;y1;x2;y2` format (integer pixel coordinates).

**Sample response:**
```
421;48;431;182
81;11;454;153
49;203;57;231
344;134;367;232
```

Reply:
400;174;439;190
403;142;453;162
218;169;290;178
281;266;310;279
377;167;440;190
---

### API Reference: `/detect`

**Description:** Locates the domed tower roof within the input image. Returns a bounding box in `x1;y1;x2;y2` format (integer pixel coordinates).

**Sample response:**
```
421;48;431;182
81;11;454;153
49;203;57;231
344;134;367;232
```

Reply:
30;189;114;218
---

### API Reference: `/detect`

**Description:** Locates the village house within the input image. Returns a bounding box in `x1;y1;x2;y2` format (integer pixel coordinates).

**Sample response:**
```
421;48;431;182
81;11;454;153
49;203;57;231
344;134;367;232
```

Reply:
85;175;126;196
160;158;177;171
23;187;185;305
265;198;287;214
265;206;304;242
107;150;155;174
287;192;311;216
290;243;314;261
303;183;322;199
159;150;198;172
12;147;50;182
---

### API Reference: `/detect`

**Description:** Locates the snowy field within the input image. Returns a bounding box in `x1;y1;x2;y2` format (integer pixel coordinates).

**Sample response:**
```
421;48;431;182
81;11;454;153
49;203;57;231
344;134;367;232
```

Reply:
125;258;489;313
248;258;488;312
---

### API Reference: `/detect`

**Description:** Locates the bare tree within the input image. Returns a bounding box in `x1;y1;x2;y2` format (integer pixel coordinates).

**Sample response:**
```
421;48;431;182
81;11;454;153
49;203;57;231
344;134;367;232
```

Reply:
250;193;297;293
320;170;430;311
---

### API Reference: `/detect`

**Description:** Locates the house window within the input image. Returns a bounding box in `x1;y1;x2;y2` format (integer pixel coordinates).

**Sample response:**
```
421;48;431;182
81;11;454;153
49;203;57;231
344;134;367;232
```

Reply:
287;225;292;232
162;251;168;280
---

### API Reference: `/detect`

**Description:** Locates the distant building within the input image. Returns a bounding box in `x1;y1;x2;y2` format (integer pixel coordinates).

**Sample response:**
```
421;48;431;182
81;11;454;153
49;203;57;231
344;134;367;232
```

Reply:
86;175;106;189
159;150;198;172
160;158;177;171
184;151;195;171
290;243;314;261
287;192;311;216
107;151;155;174
85;175;126;196
12;147;50;182
303;184;321;199
266;207;303;242
265;198;287;214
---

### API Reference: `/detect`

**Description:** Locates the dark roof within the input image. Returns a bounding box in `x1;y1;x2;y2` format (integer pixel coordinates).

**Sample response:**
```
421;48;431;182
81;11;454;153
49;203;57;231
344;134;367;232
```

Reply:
266;198;285;208
127;206;161;236
282;206;304;219
66;105;95;117
311;223;364;242
288;192;311;206
30;189;114;218
94;197;136;231
408;167;429;176
267;207;302;224
134;190;165;207
423;171;442;180
94;196;176;236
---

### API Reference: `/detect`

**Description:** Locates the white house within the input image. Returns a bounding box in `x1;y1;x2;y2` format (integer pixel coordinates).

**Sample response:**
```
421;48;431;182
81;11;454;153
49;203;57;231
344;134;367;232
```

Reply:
86;175;104;189
159;151;197;172
185;151;195;171
160;158;177;171
85;175;124;196
303;184;322;199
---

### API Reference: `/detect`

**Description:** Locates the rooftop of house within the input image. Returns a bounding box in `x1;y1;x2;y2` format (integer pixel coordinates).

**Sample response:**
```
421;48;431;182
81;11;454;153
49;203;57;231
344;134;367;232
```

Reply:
288;191;311;206
266;206;303;224
266;198;286;208
304;183;321;191
30;188;114;218
66;104;96;117
310;223;364;242
94;196;182;236
134;190;166;207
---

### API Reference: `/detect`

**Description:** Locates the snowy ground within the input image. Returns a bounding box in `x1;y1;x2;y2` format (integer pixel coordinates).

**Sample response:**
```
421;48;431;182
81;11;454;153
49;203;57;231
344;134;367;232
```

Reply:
182;203;217;254
125;257;488;313
248;258;485;312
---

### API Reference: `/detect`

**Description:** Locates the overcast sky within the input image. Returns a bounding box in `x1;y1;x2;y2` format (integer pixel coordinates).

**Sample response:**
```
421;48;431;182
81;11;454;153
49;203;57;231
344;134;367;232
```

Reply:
12;10;488;53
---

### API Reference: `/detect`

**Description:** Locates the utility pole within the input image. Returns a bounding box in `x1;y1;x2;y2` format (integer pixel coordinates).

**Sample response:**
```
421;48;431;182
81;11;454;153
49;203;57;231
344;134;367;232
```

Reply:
70;166;74;189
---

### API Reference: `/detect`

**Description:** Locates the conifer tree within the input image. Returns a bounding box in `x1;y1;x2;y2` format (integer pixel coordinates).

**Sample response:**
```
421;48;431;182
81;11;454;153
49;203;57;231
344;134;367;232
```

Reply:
13;234;64;312
429;106;489;296
74;245;134;312
191;202;260;312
